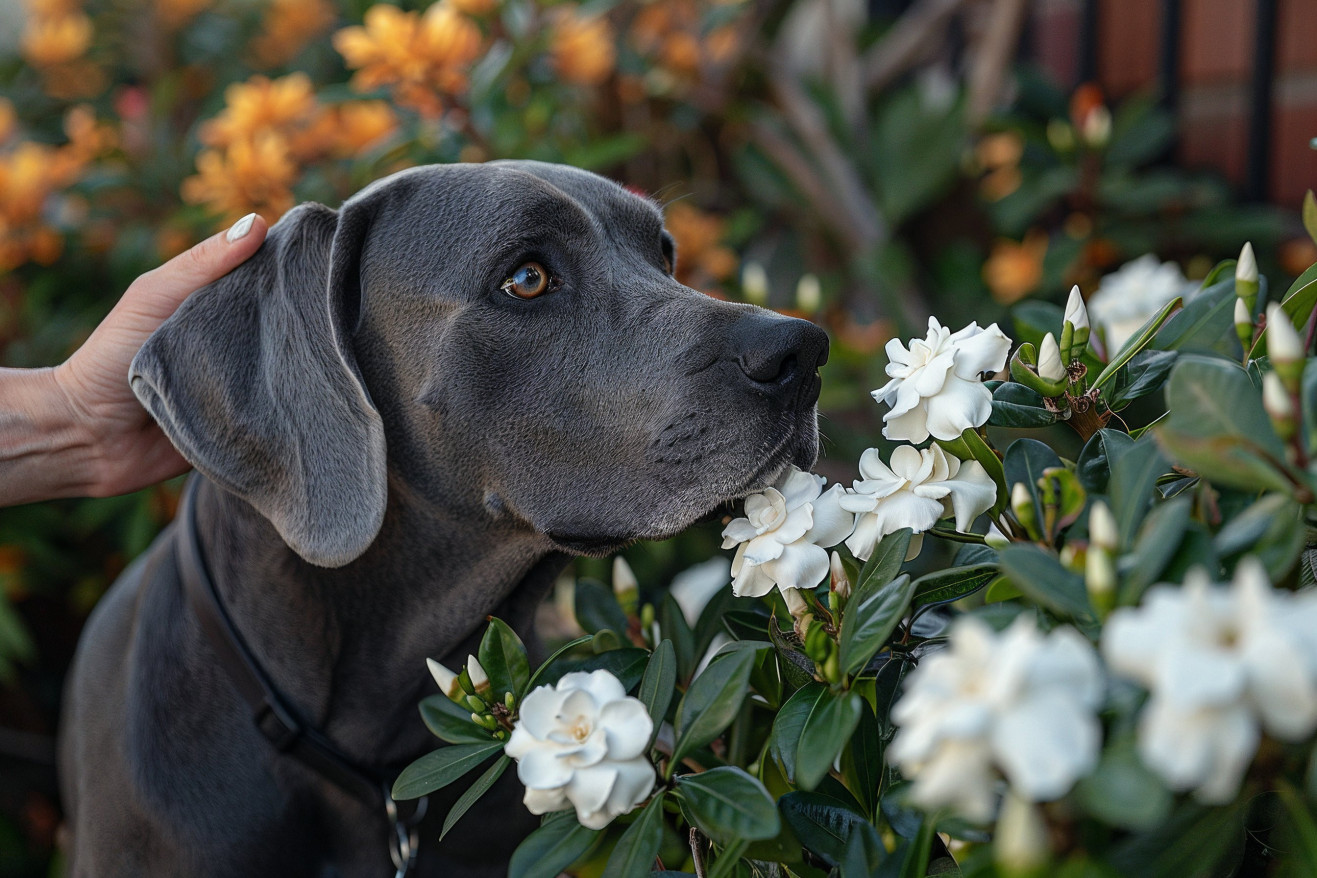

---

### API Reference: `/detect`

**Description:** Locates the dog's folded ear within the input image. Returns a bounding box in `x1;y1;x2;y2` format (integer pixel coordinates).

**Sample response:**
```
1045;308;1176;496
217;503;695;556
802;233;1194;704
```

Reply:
130;202;387;568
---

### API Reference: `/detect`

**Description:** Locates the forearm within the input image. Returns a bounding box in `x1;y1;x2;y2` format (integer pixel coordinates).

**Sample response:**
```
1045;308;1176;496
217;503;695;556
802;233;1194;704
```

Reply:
0;367;98;506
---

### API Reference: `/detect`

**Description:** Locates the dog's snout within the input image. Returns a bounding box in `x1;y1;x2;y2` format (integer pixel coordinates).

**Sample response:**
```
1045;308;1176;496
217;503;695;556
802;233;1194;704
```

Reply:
732;313;830;401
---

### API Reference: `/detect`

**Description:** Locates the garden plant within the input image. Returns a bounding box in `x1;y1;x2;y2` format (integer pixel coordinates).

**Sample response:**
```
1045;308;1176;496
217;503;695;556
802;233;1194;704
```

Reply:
2;0;1316;874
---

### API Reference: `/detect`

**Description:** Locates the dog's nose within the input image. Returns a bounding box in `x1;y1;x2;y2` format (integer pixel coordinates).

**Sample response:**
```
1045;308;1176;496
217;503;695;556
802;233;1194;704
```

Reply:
731;312;830;402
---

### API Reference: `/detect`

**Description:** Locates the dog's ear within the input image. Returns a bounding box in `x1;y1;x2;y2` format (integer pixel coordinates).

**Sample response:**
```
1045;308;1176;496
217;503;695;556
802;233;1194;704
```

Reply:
130;202;386;568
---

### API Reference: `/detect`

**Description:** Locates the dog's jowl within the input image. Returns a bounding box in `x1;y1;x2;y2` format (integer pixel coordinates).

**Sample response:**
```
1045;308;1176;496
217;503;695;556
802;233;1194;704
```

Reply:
58;162;828;876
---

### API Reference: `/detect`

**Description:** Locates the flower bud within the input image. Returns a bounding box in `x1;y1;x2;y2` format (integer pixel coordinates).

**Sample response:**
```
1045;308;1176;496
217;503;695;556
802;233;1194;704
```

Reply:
1088;501;1118;552
1046;119;1075;153
1063;285;1090;360
504;691;517;711
1234;296;1254;351
427;658;463;701
1081;105;1111;149
473;712;500;731
995;792;1050;878
1011;483;1038;539
829;551;851;602
795;273;822;313
466;655;490;696
782;587;810;620
1263;370;1296;441
612;556;639;616
1235;242;1259;310
1266;303;1305;389
466;694;486;713
803;620;830;663
1037;333;1065;384
741;261;768;305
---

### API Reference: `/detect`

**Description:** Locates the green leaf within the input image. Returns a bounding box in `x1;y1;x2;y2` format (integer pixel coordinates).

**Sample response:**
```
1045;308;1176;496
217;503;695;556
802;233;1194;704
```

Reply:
796;690;864;791
1093;296;1182;391
1305;360;1317;452
1213;493;1305;579
573;579;630;637
779;791;871;868
839;822;889;878
440;755;511;840
1155;356;1291;495
392;740;505;800
770;683;825;783
838;573;915;677
675;766;781;844
1154;278;1238;356
1121;495;1192;603
1107;802;1244;878
872;657;908;738
1075;740;1171;831
1076;428;1135;494
911;563;998;609
1279;781;1317;875
989;381;1059;428
856;527;913;596
537;648;649;692
507;813;601;878
998;544;1093;623
419;695;495;745
638;640;676;749
1280;262;1317;336
671;648;757;767
1108;438;1169;550
478;617;531;700
525;635;592;692
840;699;881;819
660;592;698;682
603;793;666;877
1107;349;1178;410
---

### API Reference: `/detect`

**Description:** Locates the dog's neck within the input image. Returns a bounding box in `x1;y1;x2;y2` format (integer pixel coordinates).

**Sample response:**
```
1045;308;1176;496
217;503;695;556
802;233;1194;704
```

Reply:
192;476;565;767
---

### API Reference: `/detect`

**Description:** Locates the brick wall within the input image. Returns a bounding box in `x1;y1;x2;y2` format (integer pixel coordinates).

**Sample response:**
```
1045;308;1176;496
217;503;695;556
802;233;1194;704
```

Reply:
1031;0;1317;209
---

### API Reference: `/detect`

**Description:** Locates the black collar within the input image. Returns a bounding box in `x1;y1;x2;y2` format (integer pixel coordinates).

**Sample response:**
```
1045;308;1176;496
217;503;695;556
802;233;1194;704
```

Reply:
176;475;425;873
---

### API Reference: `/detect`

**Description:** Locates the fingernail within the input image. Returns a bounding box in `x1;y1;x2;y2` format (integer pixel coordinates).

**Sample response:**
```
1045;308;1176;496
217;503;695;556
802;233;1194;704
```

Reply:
225;213;256;243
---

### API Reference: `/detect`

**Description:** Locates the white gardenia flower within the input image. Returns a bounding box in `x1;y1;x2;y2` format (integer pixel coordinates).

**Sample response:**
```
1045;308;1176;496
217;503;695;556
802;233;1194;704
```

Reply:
1087;254;1192;352
840;444;997;562
889;615;1103;822
504;670;656;829
721;467;855;598
1102;558;1317;803
872;317;1012;443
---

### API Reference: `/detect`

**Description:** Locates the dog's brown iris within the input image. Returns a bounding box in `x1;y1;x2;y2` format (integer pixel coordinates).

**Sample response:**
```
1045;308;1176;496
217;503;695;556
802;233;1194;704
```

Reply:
502;262;549;298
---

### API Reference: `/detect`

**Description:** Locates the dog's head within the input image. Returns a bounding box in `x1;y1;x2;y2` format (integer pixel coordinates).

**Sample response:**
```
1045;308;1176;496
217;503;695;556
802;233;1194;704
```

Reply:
131;162;828;566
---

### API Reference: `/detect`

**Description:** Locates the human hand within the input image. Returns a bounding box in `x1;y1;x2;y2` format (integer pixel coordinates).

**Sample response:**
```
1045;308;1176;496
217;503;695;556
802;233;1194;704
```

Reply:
0;213;268;505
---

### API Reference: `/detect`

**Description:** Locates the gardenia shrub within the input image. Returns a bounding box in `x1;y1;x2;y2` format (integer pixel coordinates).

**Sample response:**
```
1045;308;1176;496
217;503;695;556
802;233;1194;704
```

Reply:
392;232;1317;877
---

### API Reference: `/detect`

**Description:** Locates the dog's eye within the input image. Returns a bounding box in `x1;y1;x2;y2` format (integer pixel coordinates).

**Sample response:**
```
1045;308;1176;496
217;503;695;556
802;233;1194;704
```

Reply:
501;262;550;299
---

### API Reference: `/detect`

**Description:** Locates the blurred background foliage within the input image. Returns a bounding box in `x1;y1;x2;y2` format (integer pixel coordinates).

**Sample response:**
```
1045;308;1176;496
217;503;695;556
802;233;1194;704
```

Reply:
0;0;1309;872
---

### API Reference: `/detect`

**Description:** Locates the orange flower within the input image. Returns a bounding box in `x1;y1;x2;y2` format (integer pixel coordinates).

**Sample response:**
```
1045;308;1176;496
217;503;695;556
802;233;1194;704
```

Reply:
63;105;117;162
0;139;89;272
629;0;743;86
21;11;93;67
332;101;399;156
983;230;1047;305
550;7;616;86
334;3;483;117
201;73;320;150
251;0;337;68
663;201;738;290
181;133;299;224
154;0;210;30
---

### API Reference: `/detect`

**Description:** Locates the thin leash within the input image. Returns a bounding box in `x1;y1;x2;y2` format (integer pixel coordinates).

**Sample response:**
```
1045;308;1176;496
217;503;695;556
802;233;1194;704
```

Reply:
176;475;427;877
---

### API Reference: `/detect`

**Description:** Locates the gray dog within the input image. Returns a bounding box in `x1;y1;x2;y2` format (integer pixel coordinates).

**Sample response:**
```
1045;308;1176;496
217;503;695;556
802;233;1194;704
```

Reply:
58;161;827;876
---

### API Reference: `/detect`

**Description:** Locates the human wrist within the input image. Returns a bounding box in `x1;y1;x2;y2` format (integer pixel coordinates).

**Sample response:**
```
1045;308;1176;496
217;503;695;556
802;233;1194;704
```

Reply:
0;367;99;505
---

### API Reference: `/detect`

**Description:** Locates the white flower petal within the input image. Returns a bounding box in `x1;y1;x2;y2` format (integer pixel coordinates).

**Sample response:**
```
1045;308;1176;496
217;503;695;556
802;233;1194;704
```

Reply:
804;484;856;549
599;699;655;761
523;785;569;816
517;745;576;790
566;762;618;819
948;322;1011;378
759;541;830;592
923;377;993;439
992;694;1099;801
